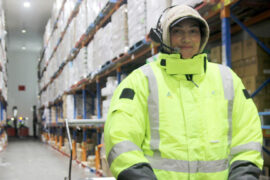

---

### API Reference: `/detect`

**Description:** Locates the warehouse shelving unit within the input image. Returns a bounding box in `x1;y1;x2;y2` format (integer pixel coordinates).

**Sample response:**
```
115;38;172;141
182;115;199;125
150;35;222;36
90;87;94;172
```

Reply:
38;0;270;177
0;9;7;152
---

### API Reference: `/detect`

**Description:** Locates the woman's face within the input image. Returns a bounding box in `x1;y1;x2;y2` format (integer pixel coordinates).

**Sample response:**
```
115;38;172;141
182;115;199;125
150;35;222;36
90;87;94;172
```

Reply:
170;19;201;59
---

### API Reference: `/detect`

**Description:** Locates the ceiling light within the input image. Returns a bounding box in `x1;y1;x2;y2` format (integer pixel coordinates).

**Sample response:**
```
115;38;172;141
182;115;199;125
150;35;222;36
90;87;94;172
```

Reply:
22;29;26;34
22;46;26;50
23;2;31;8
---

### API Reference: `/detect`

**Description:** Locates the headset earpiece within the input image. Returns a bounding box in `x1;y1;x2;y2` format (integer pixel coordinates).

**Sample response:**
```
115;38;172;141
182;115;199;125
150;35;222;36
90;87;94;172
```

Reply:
149;28;162;43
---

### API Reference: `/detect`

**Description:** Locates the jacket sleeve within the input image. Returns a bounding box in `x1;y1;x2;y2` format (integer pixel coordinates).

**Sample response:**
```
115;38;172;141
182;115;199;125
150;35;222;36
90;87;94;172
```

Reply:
104;69;157;179
229;71;263;179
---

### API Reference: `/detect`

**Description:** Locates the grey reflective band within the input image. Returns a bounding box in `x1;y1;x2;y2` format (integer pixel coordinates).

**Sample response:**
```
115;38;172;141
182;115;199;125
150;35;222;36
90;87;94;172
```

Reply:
146;156;228;173
139;64;234;173
218;65;234;148
218;65;234;101
108;140;142;166
140;64;161;157
231;142;262;156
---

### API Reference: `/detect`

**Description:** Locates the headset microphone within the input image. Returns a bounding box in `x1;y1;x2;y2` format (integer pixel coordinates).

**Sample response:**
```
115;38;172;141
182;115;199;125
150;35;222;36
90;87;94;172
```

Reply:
149;28;180;53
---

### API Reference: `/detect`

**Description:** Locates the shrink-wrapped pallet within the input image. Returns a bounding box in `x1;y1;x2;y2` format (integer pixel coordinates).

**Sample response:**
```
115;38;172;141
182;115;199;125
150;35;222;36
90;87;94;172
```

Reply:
87;41;94;74
101;76;118;118
111;4;128;58
93;23;113;70
171;0;203;7
146;0;171;34
127;0;147;47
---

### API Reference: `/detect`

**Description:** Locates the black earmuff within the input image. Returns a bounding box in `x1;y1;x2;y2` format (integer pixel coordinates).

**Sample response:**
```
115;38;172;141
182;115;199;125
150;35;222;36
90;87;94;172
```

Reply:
149;5;177;50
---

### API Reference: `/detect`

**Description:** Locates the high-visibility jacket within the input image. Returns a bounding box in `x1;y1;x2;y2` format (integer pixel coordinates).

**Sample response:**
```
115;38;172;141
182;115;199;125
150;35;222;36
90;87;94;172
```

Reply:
104;53;263;179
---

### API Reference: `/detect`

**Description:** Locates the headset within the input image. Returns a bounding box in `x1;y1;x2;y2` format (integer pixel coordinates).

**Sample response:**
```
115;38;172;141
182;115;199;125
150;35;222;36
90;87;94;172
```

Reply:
149;5;179;53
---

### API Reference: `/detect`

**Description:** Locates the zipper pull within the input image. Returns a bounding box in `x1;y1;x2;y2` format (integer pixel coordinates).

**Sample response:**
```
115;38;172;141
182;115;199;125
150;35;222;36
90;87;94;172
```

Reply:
185;75;199;88
191;80;199;88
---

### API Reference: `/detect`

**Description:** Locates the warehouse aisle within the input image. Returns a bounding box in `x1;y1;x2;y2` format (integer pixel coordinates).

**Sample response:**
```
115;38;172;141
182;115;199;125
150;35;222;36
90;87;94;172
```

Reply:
0;138;96;180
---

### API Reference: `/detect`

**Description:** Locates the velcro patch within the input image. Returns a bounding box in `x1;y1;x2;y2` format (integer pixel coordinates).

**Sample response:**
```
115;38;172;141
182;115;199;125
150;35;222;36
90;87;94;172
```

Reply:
120;88;135;100
243;89;251;99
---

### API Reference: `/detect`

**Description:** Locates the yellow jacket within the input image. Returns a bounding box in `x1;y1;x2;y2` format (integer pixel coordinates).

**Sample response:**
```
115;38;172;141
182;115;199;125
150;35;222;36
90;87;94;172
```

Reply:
105;53;263;179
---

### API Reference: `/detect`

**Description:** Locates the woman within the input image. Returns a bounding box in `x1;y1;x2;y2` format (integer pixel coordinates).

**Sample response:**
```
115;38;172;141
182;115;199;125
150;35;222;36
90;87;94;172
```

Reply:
104;5;263;180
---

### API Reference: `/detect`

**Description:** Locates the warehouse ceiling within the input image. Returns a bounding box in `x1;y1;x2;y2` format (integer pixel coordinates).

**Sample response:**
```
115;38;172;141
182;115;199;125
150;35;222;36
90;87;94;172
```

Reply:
4;0;53;53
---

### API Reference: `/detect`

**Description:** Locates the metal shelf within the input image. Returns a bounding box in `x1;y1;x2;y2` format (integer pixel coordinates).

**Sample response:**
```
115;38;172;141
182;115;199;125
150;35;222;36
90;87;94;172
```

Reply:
39;0;124;95
39;0;83;80
38;0;67;71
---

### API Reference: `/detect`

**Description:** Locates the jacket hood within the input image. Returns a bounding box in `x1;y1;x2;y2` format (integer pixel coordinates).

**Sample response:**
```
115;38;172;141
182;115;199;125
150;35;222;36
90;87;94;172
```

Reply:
161;5;209;53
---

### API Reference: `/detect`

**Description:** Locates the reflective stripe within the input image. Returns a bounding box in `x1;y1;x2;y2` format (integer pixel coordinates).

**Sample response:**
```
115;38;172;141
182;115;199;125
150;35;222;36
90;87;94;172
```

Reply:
139;64;233;173
108;140;142;166
146;156;228;173
140;64;161;157
218;65;234;101
231;142;262;156
218;65;234;148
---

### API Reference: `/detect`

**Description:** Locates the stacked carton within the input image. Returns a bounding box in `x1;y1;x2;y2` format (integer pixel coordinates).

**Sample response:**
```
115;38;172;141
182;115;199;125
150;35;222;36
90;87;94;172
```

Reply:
171;0;203;7
101;77;118;119
62;95;75;119
231;38;270;112
127;0;147;47
111;4;129;58
93;23;113;70
146;0;171;34
209;45;222;64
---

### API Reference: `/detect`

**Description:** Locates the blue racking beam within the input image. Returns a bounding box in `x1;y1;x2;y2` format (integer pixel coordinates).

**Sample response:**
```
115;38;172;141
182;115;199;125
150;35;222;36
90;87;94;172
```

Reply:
117;67;122;85
83;128;87;142
96;81;101;119
230;13;270;56
0;102;3;122
73;94;77;119
221;10;232;67
49;107;52;123
251;78;270;98
91;94;95;116
56;105;58;123
73;128;76;140
230;12;270;118
60;102;63;119
83;89;87;119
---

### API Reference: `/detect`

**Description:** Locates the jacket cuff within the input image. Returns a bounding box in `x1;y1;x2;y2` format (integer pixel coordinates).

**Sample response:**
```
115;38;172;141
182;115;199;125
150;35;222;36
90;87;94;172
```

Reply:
118;162;157;180
229;160;261;180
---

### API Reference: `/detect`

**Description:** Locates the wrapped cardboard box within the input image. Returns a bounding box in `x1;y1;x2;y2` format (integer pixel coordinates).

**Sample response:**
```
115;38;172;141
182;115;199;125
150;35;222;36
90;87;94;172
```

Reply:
243;56;270;77
243;38;270;59
232;60;245;77
242;76;268;95
210;45;221;64
231;41;242;62
127;0;147;47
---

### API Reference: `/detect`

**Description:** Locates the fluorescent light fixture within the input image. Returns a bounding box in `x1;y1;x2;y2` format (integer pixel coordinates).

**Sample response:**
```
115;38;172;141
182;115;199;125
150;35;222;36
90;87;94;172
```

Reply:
22;29;26;33
24;2;31;8
22;46;26;50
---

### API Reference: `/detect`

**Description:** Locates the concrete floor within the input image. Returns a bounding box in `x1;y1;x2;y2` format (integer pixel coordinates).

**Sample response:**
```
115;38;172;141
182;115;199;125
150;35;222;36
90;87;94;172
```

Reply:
0;137;97;180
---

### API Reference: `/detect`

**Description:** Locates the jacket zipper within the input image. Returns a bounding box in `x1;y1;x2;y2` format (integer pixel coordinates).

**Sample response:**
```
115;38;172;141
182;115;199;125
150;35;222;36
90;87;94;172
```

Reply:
185;74;199;88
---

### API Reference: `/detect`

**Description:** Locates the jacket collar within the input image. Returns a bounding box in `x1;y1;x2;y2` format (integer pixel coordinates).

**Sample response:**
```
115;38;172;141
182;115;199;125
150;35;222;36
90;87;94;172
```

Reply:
157;52;208;75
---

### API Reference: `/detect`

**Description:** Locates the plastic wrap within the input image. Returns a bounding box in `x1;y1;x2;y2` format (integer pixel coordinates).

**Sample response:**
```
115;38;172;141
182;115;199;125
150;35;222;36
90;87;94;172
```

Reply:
127;0;147;47
171;0;203;7
146;0;171;34
111;4;129;58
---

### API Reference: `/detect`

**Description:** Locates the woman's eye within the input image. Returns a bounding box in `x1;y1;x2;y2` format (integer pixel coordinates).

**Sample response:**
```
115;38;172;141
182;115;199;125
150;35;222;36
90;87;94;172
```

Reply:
190;29;200;34
172;29;182;34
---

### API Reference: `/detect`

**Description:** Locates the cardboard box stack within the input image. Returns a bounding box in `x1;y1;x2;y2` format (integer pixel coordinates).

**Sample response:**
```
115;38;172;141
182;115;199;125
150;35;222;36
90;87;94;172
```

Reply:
127;0;147;48
101;76;118;119
111;4;129;58
62;94;75;119
210;45;222;64
146;0;171;34
231;38;270;112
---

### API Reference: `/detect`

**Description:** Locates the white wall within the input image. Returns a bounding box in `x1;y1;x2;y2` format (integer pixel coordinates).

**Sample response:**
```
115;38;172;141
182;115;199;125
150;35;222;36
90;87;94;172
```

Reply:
7;50;39;136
